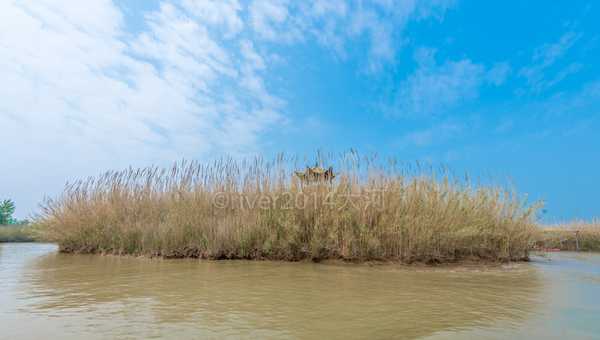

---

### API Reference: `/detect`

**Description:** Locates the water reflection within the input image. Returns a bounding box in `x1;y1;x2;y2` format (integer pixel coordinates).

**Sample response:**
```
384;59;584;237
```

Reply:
3;244;545;339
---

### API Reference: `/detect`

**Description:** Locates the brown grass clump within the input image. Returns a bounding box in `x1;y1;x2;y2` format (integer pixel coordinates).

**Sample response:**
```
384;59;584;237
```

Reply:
36;154;540;263
535;220;600;251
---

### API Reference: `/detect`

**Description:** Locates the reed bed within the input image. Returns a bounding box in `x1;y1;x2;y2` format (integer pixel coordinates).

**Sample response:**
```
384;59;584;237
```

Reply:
535;220;600;251
0;225;37;242
37;155;540;263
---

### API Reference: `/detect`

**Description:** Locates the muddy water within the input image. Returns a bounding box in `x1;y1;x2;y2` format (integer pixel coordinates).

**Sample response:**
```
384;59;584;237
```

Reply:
1;243;599;339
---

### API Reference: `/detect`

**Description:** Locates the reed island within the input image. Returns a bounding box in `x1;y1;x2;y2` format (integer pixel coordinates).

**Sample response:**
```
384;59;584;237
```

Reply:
37;155;540;264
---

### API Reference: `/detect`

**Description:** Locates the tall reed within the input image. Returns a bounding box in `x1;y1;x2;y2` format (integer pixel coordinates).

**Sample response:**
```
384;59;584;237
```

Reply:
37;154;540;263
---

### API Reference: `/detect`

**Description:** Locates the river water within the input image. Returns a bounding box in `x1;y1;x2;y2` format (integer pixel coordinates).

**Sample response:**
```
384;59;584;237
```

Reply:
1;243;599;339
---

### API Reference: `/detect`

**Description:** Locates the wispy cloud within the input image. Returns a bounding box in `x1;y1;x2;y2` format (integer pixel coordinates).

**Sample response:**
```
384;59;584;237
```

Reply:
182;0;244;37
396;121;464;148
389;48;503;117
0;0;284;216
495;79;600;138
519;31;583;93
486;62;512;86
536;79;600;119
1;1;283;162
247;0;455;71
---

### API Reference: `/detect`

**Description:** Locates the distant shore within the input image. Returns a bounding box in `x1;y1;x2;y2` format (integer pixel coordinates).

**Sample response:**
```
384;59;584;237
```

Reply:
0;224;37;243
535;221;600;252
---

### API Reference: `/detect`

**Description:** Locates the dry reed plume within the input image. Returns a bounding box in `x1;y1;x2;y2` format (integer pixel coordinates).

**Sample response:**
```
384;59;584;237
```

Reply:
37;154;540;263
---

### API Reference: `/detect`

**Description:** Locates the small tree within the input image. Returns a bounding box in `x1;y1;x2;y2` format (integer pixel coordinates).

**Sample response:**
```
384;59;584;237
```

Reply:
0;199;16;225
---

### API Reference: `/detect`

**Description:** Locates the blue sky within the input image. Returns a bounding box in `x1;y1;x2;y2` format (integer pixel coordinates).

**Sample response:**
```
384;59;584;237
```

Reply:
1;0;599;221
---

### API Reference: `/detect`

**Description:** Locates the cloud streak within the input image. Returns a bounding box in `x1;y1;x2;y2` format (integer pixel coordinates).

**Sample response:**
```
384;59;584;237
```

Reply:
247;0;455;71
519;31;583;93
389;48;504;117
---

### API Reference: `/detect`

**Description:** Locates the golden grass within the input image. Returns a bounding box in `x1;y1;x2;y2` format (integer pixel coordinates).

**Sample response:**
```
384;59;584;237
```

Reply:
36;155;540;263
535;220;600;251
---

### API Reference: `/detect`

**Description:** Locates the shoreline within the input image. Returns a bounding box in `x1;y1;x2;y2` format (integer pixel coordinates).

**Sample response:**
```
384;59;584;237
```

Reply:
55;245;531;267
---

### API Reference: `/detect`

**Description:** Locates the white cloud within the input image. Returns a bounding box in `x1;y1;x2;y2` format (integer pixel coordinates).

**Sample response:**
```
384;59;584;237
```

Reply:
519;31;583;93
240;40;266;70
537;80;600;118
487;62;511;86
248;0;454;71
543;62;583;89
0;0;282;217
250;0;299;42
389;48;509;117
181;0;244;37
391;49;484;117
532;32;580;67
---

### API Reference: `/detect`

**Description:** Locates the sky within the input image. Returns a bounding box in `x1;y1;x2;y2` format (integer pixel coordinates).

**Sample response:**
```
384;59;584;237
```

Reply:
1;0;599;221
